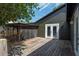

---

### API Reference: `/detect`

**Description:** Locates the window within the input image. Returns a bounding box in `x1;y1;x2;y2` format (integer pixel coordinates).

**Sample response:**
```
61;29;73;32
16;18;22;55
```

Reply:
47;26;51;36
53;26;57;37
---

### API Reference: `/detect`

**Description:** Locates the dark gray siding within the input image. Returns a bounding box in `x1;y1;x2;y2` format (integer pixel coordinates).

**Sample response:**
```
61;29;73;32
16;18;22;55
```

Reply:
36;5;70;40
70;19;74;49
59;22;70;40
70;5;78;50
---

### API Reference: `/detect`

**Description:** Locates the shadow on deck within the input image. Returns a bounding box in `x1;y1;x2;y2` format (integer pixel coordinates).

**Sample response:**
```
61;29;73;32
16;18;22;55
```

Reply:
28;40;75;56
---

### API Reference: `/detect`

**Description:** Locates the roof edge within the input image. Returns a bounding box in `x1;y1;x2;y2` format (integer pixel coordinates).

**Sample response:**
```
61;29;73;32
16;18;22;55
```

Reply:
34;4;66;24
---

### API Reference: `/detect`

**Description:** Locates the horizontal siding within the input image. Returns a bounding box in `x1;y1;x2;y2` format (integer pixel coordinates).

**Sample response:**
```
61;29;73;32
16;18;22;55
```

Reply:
37;6;69;39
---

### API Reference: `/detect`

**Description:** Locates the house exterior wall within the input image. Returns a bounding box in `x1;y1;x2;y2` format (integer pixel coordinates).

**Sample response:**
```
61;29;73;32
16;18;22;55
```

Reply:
36;5;70;40
70;17;74;49
70;4;79;55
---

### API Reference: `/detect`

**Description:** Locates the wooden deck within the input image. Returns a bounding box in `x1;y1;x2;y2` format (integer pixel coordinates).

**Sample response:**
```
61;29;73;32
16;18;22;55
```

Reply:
28;40;75;56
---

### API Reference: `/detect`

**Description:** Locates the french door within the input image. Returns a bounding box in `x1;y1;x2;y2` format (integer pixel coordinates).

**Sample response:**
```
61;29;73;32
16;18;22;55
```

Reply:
45;24;59;39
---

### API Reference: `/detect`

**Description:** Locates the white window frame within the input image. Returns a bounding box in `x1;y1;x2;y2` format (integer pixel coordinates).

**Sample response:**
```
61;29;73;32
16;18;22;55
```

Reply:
45;23;59;39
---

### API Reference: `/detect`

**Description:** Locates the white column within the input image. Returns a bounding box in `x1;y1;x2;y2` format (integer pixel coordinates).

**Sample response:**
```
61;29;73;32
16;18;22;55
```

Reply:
0;38;7;56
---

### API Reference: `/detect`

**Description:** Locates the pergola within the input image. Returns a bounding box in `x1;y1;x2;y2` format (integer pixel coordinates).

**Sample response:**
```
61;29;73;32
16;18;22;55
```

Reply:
5;23;38;41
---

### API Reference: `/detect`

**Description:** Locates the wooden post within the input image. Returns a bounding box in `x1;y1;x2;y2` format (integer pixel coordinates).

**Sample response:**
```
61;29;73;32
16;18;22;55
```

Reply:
13;27;14;36
17;25;20;41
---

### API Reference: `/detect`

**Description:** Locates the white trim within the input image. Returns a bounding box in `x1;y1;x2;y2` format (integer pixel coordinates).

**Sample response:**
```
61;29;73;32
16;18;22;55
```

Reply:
45;23;59;39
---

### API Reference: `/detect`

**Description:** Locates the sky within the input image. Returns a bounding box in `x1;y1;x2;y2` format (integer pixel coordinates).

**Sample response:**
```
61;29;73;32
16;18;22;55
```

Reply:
8;3;61;23
31;3;61;22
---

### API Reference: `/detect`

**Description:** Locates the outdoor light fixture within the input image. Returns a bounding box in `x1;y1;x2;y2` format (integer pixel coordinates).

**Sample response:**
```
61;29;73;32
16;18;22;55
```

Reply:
70;20;73;24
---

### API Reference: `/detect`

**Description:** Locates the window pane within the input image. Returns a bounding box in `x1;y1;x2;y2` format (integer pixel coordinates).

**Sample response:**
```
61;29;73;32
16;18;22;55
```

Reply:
53;26;57;37
47;26;51;36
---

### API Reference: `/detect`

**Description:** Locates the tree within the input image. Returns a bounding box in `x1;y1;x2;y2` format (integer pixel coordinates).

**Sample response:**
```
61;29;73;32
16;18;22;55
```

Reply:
0;3;39;25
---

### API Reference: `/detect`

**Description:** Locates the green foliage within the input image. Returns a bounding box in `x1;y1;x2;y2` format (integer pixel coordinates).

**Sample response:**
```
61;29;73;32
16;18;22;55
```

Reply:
0;3;39;25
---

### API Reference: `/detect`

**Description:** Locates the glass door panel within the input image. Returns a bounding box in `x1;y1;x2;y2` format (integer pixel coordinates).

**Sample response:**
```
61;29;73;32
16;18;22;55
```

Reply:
53;26;57;38
47;26;51;36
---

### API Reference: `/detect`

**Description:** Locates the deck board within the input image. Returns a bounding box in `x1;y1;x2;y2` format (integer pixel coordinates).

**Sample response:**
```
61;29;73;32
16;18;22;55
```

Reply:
28;40;75;56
